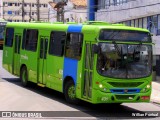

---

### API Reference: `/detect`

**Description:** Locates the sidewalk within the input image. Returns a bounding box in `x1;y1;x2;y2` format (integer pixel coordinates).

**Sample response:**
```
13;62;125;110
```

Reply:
151;76;160;104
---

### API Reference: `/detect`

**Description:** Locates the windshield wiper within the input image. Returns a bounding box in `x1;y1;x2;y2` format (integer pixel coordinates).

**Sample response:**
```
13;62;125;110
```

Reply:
112;41;121;56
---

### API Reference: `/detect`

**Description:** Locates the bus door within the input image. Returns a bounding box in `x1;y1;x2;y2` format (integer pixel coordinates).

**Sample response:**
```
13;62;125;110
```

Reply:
13;34;21;75
38;37;48;85
83;42;94;100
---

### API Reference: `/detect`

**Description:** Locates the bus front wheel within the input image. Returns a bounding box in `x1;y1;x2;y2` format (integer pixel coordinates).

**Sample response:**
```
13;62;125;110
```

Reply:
20;66;28;87
64;80;79;104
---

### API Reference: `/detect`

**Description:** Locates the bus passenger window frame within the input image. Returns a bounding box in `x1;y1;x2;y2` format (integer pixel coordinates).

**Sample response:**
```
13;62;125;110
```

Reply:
65;32;83;60
5;28;14;47
22;29;26;50
22;29;38;52
49;31;66;57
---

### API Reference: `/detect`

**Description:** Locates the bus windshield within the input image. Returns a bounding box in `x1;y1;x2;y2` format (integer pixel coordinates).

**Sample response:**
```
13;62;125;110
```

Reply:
99;30;151;42
97;43;152;79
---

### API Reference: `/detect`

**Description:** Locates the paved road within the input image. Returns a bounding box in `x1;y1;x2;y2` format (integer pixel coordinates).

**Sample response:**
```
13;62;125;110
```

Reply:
0;50;160;119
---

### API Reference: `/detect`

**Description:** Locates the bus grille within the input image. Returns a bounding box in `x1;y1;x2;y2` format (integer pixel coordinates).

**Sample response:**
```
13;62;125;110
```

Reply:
115;95;135;100
108;82;144;87
110;89;140;94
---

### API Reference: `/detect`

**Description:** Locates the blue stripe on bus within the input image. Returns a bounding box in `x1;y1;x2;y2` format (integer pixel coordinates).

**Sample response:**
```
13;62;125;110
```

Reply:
110;88;141;94
63;25;82;86
68;25;82;33
63;58;78;85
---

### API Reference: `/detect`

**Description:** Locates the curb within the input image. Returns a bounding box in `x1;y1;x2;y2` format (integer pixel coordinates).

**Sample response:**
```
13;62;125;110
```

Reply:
151;100;160;105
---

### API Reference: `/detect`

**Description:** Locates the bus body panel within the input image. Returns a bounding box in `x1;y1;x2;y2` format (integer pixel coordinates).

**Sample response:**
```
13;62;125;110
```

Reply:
3;47;14;73
78;25;99;101
63;25;82;86
46;56;64;92
38;29;50;85
3;28;14;74
20;50;38;83
46;25;68;92
13;28;23;76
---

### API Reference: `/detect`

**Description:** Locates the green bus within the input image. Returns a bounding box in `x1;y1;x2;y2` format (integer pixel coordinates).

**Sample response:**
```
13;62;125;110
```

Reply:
3;21;153;104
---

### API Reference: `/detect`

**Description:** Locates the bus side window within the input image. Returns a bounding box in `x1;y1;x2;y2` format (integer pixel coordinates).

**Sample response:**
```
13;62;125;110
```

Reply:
49;31;66;56
5;28;14;47
24;29;38;51
65;33;83;60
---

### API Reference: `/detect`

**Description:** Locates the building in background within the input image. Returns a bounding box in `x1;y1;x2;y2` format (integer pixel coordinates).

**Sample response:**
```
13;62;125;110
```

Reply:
1;0;50;22
88;0;160;76
49;0;87;23
0;0;3;18
0;0;87;23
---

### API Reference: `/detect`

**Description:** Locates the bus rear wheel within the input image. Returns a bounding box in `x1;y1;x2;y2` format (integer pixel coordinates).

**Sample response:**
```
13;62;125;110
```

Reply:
64;80;79;104
20;66;28;87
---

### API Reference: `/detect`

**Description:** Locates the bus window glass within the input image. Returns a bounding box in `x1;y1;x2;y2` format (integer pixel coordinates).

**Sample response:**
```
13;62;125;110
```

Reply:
65;33;83;60
5;28;14;47
49;31;66;56
15;35;18;53
18;36;21;53
40;38;44;58
97;43;152;79
99;30;151;42
15;35;21;54
44;38;48;59
25;29;38;51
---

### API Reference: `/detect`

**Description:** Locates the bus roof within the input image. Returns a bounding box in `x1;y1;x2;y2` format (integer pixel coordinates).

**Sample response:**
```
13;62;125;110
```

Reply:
6;22;150;33
6;22;69;31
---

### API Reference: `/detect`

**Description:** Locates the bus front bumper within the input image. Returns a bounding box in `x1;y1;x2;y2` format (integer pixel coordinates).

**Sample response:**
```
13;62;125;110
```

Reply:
92;89;151;104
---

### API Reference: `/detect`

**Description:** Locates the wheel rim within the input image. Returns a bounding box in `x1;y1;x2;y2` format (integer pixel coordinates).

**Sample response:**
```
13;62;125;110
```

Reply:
68;85;76;100
22;70;26;83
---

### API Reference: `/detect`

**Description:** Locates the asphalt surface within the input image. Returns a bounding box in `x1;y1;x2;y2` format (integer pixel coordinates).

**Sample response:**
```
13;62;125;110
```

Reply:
0;50;160;119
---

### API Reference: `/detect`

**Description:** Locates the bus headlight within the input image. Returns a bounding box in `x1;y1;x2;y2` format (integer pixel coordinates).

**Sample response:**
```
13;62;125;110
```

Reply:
99;84;103;88
146;84;150;89
96;82;108;92
142;84;151;92
99;84;108;92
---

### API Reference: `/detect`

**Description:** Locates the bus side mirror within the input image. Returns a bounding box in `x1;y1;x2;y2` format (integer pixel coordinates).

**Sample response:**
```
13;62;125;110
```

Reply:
92;44;100;54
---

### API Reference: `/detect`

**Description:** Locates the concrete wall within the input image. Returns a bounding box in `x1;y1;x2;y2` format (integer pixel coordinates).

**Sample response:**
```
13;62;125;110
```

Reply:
96;0;160;23
2;0;50;22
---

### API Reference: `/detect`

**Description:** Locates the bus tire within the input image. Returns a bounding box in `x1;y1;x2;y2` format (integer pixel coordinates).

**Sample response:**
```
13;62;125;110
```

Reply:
20;66;28;87
64;80;79;104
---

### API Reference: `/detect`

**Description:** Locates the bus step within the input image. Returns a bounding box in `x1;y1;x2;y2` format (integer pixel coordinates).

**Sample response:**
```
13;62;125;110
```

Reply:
37;83;45;87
